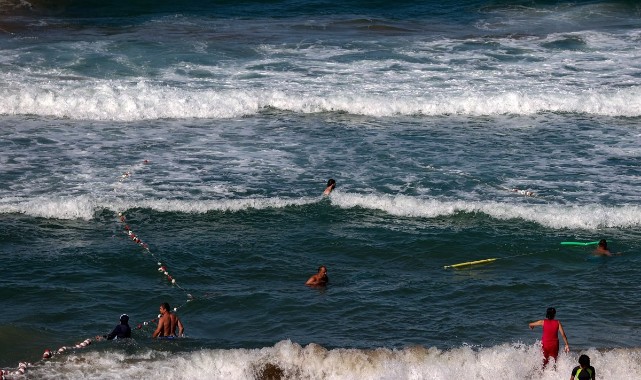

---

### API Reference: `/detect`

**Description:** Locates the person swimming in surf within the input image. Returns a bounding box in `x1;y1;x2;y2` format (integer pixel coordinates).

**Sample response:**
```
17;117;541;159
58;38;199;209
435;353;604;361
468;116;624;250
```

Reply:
96;314;131;340
570;354;595;380
593;239;613;256
305;265;328;287
323;179;336;195
153;302;184;338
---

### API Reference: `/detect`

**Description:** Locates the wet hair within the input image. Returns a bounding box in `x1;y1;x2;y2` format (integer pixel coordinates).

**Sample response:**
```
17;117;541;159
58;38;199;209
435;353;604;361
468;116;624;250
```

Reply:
161;302;171;311
326;179;336;187
546;307;556;319
318;265;327;272
598;239;607;248
578;354;590;367
120;314;129;323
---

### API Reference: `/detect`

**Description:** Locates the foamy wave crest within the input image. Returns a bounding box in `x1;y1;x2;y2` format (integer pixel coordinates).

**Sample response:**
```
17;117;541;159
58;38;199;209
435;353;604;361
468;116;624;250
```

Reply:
0;196;319;220
1;81;640;120
330;193;641;230
22;340;640;380
126;197;319;214
0;195;99;220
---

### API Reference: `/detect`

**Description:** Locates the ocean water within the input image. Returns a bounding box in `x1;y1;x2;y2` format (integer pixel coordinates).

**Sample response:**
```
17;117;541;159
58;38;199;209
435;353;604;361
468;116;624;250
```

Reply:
1;0;641;379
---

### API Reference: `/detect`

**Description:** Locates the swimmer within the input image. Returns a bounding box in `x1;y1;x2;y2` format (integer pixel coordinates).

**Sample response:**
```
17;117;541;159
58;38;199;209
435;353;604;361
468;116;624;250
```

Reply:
305;265;328;287
511;188;535;197
323;179;336;195
570;354;595;380
96;314;131;341
153;302;184;338
593;239;621;256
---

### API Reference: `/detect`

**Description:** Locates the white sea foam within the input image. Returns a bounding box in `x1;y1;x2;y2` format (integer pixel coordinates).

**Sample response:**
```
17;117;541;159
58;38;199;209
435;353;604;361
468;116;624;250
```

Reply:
2;193;641;230
0;195;100;220
1;24;640;121
1;80;640;120
0;195;320;220
17;340;641;380
329;193;641;230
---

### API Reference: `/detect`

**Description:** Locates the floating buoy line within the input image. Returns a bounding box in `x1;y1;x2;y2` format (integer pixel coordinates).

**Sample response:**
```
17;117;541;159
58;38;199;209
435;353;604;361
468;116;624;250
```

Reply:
1;159;197;379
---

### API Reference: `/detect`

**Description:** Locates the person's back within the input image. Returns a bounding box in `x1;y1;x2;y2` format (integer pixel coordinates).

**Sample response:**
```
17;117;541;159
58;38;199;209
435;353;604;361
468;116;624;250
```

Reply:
323;179;336;195
542;319;559;344
154;303;174;338
570;355;595;380
105;314;131;340
529;307;569;367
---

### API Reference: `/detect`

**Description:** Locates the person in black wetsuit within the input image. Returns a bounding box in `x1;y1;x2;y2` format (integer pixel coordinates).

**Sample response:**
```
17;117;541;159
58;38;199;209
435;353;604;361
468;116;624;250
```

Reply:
97;314;131;340
570;354;595;380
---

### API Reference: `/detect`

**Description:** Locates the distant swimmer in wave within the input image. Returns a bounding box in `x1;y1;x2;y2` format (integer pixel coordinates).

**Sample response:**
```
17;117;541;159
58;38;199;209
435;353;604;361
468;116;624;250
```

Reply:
593;239;620;257
96;314;131;341
511;188;535;197
529;307;570;367
323;179;336;196
153;302;184;338
570;354;596;380
305;265;328;287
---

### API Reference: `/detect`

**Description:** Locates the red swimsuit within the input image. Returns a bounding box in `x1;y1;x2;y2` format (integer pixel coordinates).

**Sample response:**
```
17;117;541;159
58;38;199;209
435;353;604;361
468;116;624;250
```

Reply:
541;319;560;364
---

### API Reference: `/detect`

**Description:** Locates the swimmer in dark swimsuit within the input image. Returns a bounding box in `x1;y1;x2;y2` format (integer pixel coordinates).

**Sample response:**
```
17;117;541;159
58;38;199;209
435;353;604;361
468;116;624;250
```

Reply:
97;314;131;340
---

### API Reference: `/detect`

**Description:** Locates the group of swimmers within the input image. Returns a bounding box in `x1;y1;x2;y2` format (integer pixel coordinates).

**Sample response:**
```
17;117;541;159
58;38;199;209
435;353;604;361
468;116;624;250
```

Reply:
98;180;342;339
301;179;336;287
98;302;184;341
99;177;604;379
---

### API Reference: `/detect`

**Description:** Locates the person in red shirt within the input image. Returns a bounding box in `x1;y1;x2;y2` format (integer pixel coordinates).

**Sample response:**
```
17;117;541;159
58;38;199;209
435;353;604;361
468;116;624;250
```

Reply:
529;307;570;367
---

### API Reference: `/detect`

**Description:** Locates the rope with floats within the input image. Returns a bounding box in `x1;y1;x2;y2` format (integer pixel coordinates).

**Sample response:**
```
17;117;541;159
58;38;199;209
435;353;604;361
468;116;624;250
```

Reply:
0;337;98;380
113;160;196;317
0;159;196;379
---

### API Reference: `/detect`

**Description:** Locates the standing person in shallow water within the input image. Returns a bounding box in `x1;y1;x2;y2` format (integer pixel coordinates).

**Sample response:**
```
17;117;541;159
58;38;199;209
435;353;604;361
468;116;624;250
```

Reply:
323;179;336;195
529;307;570;367
570;354;595;380
153;302;185;338
305;265;328;287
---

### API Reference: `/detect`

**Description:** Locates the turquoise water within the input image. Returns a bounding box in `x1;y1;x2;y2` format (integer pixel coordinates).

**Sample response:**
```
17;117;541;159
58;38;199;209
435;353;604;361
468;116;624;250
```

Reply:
2;1;641;379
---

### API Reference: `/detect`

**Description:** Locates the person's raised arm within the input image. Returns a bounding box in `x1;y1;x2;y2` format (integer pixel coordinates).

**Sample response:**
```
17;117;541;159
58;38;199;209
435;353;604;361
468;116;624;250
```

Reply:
529;320;543;329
